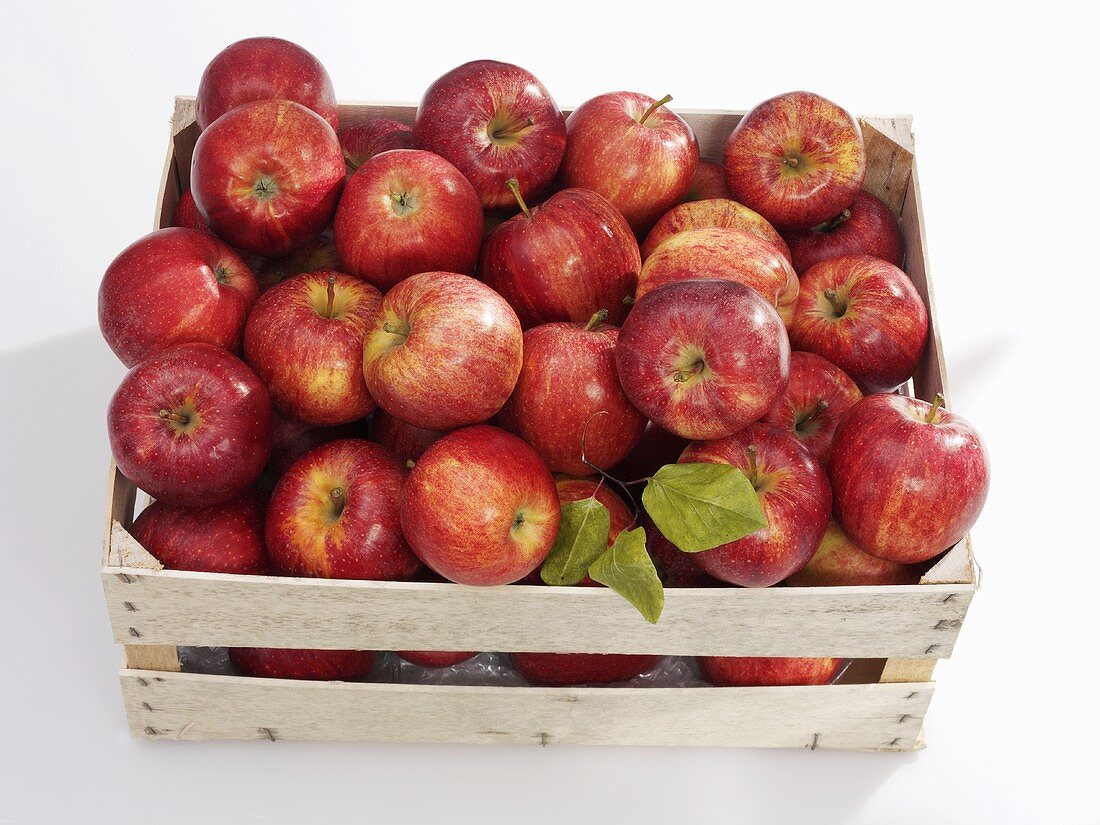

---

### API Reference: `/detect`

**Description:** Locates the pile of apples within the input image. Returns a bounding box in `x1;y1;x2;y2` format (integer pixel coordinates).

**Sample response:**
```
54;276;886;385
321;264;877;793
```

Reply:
99;37;990;689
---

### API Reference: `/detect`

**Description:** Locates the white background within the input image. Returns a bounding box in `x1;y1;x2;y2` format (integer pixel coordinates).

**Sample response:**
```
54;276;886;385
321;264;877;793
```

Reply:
0;2;1093;822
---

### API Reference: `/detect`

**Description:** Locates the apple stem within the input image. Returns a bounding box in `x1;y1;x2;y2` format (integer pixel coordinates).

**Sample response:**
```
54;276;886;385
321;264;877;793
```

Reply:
493;117;535;139
324;274;336;319
673;360;705;383
158;409;188;425
804;399;829;425
781;154;802;169
925;393;946;424
329;486;346;516
584;310;609;331
639;94;673;125
823;288;847;316
817;208;852;234
745;445;759;487
506;178;532;219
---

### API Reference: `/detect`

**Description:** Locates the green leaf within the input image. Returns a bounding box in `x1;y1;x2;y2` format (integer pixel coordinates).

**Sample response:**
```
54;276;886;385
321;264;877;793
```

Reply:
641;462;767;553
540;498;611;586
588;527;665;624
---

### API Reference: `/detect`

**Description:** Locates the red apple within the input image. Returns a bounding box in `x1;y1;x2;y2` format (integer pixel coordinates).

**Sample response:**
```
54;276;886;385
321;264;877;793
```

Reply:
362;272;522;430
266;438;421;579
640;198;790;262
787;519;920;586
370;409;446;464
244;271;380;425
615;280;790;440
496;315;646;476
611;422;690;484
681;423;831;587
829;393;990;564
130;489;270;574
398;651;477;668
413;60;566;209
512;652;661;686
644;517;719;587
782;190;903;275
196;37;337;131
560;92;698;233
700;656;841;686
790;254;928;393
172;190;214;235
724;91;866;230
760;351;863;465
254;228;338;291
478;185;640;327
261;413;365;490
191;99;344;256
229;647;374;681
333;149;483;291
400;425;560;586
98;227;259;367
636;227;799;325
339;118;414;172
108;343;273;506
683;160;731;202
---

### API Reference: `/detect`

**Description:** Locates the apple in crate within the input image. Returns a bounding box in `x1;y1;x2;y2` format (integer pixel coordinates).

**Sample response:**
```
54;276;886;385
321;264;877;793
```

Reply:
262;413;365;487
244;271;380;426
363;273;522;430
616;280;790;440
400;425;560;586
131;489;270;575
496;313;646;476
171;190;214;235
681;423;831;587
98;227;259;367
196;37;338;131
641;198;791;262
683;160;731;202
229;647;374;681
266;439;421;579
611;422;689;484
108;343;272;507
560;92;698;233
254;229;338;292
339;119;414;172
700;656;841;686
370;409;445;464
512;653;661;686
641;514;718;588
636;227;799;325
478;185;640;327
830;394;990;563
334;150;483;291
783;190;903;275
398;651;477;668
760;351;862;465
787;519;920;586
191;99;344;256
724;91;866;229
790;254;928;393
414;60;566;210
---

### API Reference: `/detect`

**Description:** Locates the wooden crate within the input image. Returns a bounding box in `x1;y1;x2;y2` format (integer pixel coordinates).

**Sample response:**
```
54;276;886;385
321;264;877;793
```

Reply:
101;97;977;751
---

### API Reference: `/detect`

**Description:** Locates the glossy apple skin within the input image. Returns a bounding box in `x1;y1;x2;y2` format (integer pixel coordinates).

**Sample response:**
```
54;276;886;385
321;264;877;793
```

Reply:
255;228;338;291
787;519;919;586
172;190;214;235
266;438;421;579
512;652;661;686
196;37;338;131
641;198;790;262
760;351;863;465
560;92;698;233
496;320;646;476
334;150;483;291
413;60;566;209
370;409;446;464
642;514;720;587
637;227;799;325
191;99;345;256
790;254;928;393
229;647;374;681
363;273;522;430
108;343;273;506
616;280;790;440
400;425;560;586
98;228;259;367
829;394;990;563
724;91;866;230
130;489;270;574
478;188;640;328
610;422;690;484
782;190;903;275
682;423;831;587
683;160;731;202
700;656;841;686
244;271;380;425
339;118;414;172
398;650;477;668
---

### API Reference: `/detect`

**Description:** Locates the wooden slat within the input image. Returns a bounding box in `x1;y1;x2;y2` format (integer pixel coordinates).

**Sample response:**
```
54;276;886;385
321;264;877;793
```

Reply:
120;669;931;751
859;116;915;216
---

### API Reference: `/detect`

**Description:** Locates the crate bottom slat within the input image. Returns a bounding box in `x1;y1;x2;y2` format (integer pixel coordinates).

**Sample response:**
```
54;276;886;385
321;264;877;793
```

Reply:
120;668;933;751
